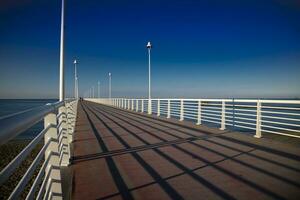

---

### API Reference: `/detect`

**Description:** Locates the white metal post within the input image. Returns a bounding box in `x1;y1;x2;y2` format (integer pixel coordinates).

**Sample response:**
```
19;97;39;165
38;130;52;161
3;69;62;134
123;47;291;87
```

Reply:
141;99;144;112
180;100;184;121
148;99;152;115
59;0;65;101
109;73;112;104
136;100;139;112
157;100;160;116
131;99;134;110
44;112;62;199
167;100;171;118
255;100;262;138
128;99;130;110
147;42;152;115
73;60;79;99
220;101;226;130
196;100;202;125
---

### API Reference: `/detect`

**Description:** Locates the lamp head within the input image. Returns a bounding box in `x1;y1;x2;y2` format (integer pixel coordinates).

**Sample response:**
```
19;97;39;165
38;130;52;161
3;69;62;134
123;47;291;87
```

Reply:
146;41;152;49
73;59;77;64
109;72;111;76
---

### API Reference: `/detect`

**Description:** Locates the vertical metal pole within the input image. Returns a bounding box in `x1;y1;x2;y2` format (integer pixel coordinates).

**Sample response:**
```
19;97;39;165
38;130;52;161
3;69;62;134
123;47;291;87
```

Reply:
136;100;139;112
255;100;262;138
220;101;226;130
98;81;100;98
167;100;171;118
141;99;144;113
59;0;65;101
157;99;160;116
180;100;184;121
196;100;202;125
92;86;94;98
109;73;112;104
74;61;76;99
131;99;134;110
147;43;152;115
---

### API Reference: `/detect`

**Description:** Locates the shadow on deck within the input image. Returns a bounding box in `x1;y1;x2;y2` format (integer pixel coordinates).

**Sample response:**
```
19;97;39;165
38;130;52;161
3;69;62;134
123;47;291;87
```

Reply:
67;100;300;200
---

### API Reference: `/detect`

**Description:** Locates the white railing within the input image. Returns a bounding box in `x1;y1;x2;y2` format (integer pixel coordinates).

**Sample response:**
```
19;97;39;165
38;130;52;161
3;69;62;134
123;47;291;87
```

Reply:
0;99;78;200
87;98;300;139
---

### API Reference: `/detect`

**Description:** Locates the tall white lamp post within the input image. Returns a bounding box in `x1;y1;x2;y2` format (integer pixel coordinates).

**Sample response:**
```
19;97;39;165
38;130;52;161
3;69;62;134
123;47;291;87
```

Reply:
147;41;152;114
109;73;112;104
74;59;78;99
59;0;65;101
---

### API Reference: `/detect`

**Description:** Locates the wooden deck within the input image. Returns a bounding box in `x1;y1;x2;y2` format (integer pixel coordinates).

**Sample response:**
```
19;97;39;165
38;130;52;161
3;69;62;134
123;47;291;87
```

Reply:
69;100;300;200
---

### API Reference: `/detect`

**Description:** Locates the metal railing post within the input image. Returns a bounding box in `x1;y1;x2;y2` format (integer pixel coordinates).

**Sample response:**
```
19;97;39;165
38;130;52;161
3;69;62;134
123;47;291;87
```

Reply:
58;104;69;166
44;112;62;199
157;100;160;116
196;100;201;125
136;100;139;112
220;101;226;130
131;99;134;111
180;100;184;121
148;99;152;114
141;99;144;113
255;100;262;138
128;99;130;110
167;100;171;118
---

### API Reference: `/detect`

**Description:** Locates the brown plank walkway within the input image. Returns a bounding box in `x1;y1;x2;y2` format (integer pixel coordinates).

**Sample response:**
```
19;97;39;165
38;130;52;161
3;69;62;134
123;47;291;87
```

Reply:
70;100;300;200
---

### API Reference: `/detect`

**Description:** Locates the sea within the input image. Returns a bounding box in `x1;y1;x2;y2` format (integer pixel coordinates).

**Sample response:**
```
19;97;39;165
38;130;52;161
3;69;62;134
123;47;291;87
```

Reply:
0;99;58;140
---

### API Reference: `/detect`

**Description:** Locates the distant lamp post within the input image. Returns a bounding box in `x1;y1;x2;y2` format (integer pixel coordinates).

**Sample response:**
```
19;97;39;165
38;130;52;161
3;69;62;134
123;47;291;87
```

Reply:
146;41;152;114
109;73;112;103
73;59;79;99
92;86;95;98
98;81;100;98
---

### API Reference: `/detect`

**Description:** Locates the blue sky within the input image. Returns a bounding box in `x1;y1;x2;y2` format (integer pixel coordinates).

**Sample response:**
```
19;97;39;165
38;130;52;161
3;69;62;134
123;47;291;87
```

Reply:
0;0;300;99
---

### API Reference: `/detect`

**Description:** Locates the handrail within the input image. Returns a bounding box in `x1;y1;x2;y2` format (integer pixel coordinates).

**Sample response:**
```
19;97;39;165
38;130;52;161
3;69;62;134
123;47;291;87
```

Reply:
87;98;300;139
0;99;76;146
0;101;63;145
0;99;78;199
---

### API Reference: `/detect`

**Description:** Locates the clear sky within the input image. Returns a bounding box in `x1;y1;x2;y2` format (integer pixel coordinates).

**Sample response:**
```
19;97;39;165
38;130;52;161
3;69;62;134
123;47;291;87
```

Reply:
0;0;300;99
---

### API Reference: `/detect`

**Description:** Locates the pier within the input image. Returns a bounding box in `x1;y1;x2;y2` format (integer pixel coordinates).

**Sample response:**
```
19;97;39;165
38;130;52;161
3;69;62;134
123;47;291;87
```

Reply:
1;98;300;199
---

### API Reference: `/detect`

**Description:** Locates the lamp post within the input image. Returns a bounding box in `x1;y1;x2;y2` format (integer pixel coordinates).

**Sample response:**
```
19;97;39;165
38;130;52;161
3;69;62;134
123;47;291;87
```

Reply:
109;73;112;104
98;81;100;98
59;0;65;101
92;86;95;98
74;59;78;99
146;41;152;114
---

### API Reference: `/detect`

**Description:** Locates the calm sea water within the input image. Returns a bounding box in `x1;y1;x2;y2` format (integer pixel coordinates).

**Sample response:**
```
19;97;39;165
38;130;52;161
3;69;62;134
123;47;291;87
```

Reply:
0;99;58;140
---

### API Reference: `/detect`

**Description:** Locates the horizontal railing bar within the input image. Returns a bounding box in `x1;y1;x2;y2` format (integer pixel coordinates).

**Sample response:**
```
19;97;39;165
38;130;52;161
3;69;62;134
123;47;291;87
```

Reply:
261;120;300;127
261;110;300;116
261;106;300;110
234;124;256;130
261;129;300;138
98;98;300;104
0;101;68;145
0;124;52;185
8;139;51;200
261;125;300;133
202;119;221;124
